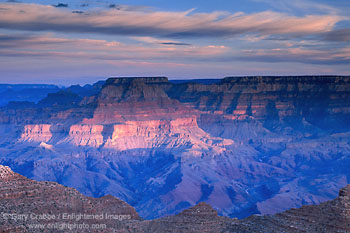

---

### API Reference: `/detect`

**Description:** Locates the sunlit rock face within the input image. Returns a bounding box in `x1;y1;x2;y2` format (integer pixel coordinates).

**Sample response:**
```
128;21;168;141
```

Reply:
66;124;105;147
102;117;224;151
0;76;349;220
85;77;195;124
20;124;52;143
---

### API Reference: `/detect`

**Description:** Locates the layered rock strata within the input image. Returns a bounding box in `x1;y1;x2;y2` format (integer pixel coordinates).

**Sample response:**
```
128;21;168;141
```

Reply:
0;76;349;220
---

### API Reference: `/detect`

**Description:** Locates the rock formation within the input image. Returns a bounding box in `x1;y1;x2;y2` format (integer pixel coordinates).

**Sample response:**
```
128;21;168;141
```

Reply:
0;165;140;232
0;76;349;220
225;184;350;232
20;124;52;143
1;165;350;232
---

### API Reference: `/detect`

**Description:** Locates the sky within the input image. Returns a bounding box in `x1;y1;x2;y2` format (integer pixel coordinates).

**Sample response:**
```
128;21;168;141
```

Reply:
0;0;349;85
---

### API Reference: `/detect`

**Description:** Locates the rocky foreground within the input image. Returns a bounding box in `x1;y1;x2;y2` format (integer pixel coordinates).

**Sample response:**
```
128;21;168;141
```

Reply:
0;165;140;232
1;165;350;233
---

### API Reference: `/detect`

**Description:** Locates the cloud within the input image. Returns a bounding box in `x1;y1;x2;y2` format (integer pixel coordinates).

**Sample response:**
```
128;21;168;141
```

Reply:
0;3;342;39
250;0;340;15
108;4;119;9
72;10;84;14
324;28;350;42
160;42;191;46
53;3;68;8
0;33;77;48
0;1;348;80
1;32;347;66
131;36;191;46
0;33;228;62
235;47;350;65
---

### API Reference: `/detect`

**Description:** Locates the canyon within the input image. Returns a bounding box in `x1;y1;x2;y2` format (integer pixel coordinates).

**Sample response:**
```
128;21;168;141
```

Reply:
0;76;349;220
0;84;60;107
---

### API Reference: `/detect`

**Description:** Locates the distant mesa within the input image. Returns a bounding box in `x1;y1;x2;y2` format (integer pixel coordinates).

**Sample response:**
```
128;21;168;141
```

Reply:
106;76;169;85
222;75;350;84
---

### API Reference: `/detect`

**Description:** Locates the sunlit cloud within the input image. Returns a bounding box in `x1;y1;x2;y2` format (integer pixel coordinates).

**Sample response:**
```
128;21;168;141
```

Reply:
0;33;229;61
0;1;349;84
0;3;342;38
